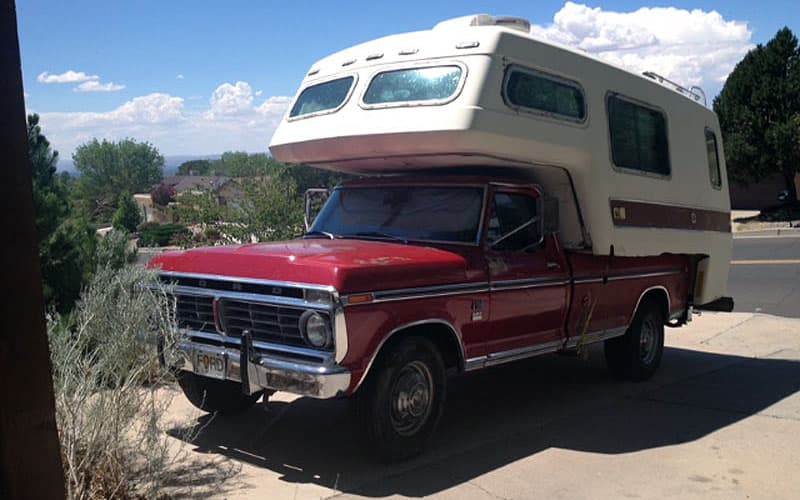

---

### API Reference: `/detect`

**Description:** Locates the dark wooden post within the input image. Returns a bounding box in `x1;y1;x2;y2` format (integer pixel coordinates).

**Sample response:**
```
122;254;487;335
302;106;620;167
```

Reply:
0;1;67;498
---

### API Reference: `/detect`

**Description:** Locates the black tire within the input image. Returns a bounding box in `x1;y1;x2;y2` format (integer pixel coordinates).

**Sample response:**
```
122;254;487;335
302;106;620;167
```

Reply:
604;298;665;381
177;371;263;415
350;337;446;462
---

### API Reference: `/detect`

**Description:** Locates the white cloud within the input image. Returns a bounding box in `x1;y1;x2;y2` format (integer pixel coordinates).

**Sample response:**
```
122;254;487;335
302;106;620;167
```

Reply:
209;81;255;116
37;70;99;84
176;74;185;80
530;2;754;96
75;80;126;92
35;83;292;157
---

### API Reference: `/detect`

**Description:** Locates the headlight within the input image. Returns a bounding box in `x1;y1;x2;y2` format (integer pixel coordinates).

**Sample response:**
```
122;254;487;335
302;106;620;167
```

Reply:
299;311;332;348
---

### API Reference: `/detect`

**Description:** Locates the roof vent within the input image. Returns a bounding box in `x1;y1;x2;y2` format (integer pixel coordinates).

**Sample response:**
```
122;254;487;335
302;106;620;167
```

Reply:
433;14;531;33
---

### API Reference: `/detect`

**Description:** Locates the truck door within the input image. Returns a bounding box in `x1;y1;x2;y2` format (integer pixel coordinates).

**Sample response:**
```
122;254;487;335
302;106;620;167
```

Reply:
485;187;569;355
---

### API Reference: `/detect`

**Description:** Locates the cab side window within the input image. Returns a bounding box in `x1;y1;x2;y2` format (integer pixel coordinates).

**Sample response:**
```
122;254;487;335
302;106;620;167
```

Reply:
487;192;542;252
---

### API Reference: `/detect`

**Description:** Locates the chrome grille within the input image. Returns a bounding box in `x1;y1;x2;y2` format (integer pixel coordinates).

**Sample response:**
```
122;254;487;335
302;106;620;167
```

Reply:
175;294;216;332
219;300;331;350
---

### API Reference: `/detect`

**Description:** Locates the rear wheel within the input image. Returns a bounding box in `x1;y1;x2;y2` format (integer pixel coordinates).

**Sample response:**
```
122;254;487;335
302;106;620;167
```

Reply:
604;299;665;381
177;371;264;415
350;337;446;462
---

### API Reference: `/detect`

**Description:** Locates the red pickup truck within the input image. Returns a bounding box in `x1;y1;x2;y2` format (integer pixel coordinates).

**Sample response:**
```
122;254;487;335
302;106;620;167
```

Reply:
151;174;690;460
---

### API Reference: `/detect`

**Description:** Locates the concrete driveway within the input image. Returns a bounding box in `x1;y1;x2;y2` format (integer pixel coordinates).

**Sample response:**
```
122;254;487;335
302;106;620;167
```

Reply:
163;312;800;499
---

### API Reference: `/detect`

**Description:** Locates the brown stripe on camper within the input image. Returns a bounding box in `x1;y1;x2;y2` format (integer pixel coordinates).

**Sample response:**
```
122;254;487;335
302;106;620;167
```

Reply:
609;199;731;233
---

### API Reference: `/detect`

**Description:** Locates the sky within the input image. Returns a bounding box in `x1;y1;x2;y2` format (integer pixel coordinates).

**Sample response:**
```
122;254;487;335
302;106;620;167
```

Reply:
17;0;800;160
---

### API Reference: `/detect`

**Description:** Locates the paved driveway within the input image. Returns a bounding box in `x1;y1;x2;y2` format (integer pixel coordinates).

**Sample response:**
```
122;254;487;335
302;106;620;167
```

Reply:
163;312;800;499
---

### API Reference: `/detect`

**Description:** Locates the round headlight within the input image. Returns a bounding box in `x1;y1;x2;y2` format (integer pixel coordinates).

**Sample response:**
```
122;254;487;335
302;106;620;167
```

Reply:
299;311;332;348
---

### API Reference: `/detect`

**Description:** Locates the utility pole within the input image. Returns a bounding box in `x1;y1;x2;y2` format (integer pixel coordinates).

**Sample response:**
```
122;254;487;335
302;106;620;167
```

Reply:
0;1;66;498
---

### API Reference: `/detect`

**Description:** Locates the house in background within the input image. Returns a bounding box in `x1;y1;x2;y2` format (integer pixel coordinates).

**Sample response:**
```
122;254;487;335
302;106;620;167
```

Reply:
133;175;270;223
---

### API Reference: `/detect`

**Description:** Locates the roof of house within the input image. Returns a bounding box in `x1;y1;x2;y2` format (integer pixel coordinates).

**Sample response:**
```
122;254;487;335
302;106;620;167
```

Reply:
162;176;232;194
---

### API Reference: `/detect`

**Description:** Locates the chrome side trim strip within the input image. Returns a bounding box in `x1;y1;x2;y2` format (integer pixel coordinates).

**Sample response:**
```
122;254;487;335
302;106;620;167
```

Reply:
563;326;628;349
490;277;570;291
352;318;466;392
465;326;630;371
465;339;563;371
573;269;682;284
345;282;490;306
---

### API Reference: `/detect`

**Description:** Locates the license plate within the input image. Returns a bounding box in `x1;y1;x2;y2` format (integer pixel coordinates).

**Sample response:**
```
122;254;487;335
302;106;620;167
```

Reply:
193;349;226;380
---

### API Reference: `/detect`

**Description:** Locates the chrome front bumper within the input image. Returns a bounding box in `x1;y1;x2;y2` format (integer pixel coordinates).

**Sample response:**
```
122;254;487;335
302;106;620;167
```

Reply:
175;337;351;399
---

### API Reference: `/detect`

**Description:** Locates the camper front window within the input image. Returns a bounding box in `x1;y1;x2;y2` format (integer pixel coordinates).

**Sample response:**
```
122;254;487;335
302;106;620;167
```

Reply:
309;185;483;245
362;66;463;106
290;76;355;118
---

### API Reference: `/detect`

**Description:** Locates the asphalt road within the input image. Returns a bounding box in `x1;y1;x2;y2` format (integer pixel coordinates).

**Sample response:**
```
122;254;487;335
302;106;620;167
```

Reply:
729;233;800;318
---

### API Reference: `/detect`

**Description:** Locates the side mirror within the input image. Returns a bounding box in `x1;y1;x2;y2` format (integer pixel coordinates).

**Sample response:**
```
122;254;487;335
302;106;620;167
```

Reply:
304;188;330;231
543;196;559;235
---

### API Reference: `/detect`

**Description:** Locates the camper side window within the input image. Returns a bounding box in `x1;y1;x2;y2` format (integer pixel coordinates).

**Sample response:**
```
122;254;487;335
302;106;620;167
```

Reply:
705;129;722;189
607;95;670;177
503;66;586;121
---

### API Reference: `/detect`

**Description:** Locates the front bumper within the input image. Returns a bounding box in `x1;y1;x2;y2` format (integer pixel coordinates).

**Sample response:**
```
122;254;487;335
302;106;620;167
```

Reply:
175;337;351;399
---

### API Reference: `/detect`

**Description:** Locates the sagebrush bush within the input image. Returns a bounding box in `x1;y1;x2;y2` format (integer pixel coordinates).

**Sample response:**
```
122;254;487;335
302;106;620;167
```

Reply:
49;264;180;499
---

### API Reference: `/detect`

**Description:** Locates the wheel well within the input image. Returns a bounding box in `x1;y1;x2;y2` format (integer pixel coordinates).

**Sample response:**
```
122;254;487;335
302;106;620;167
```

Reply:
377;322;464;372
637;287;670;322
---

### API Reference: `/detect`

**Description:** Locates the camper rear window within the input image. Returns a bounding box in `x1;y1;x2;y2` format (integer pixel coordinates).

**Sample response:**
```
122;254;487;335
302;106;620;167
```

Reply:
705;129;722;189
362;66;462;106
289;76;355;118
608;95;670;176
504;66;586;121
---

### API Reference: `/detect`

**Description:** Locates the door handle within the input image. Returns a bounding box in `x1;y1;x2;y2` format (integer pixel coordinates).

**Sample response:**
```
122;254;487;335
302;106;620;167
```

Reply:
546;262;560;270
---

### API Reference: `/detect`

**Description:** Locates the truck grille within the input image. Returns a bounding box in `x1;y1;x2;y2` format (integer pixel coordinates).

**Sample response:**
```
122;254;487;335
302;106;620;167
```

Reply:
219;300;314;349
175;294;216;332
171;292;332;351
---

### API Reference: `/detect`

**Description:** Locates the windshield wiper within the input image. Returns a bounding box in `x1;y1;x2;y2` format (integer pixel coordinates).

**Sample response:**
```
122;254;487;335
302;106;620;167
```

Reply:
343;231;408;244
303;230;335;240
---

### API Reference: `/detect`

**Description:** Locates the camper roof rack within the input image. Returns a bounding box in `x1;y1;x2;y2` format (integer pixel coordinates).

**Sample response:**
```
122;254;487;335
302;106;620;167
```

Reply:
642;71;707;106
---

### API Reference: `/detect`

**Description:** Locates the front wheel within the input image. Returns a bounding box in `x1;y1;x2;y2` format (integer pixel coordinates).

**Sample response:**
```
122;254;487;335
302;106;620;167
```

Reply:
604;299;665;381
350;337;446;462
177;371;264;415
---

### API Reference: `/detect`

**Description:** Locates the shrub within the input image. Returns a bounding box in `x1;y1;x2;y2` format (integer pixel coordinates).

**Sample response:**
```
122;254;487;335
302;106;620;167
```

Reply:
48;265;180;499
95;229;137;270
112;192;142;233
139;222;190;247
150;184;176;207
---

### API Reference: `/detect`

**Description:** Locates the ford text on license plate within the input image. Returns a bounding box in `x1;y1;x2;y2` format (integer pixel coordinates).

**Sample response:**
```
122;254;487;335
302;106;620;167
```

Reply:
194;349;226;380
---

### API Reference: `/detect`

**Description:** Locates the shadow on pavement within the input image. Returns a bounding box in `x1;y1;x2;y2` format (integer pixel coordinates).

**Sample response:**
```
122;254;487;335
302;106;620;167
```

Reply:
168;345;800;497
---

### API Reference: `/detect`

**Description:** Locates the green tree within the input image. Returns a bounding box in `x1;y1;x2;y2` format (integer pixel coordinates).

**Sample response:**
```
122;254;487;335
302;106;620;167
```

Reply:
112;191;142;232
177;159;212;176
72;138;164;220
714;27;800;203
27;114;97;313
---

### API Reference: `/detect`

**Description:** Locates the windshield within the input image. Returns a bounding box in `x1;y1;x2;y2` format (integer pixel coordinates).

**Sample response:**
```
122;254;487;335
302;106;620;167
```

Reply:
310;186;484;244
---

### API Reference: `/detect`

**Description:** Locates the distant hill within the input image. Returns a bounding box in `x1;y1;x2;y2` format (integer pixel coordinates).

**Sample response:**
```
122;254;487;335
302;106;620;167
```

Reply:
57;154;222;176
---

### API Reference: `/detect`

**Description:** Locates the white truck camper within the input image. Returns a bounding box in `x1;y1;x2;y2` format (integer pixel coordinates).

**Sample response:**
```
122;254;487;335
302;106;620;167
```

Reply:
269;14;733;309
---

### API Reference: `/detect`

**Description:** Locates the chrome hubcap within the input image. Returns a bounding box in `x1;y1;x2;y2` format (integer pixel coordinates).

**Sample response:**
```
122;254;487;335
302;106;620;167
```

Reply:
639;317;658;364
390;360;433;436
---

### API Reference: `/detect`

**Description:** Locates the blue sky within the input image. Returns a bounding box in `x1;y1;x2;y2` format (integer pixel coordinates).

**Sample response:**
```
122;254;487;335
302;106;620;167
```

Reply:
17;1;800;158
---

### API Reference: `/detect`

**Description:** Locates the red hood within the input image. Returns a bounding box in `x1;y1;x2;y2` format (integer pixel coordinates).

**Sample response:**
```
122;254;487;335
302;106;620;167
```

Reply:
148;239;478;293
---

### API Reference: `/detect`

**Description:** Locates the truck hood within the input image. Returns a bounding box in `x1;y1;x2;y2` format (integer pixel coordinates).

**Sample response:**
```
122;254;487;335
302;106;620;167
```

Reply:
148;239;478;293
